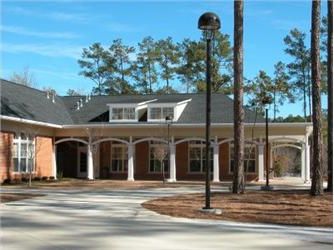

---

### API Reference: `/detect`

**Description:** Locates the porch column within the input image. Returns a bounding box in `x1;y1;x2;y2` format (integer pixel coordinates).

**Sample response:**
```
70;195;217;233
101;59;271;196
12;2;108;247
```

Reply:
169;137;176;182
127;138;134;181
87;138;94;180
213;141;220;182
257;143;265;181
301;145;306;181
305;141;311;183
52;142;57;180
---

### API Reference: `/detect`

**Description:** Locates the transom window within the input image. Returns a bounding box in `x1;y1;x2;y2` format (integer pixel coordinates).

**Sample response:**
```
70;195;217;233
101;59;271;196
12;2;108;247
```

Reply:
13;133;35;173
149;142;168;173
111;107;135;120
149;107;174;120
110;143;128;172
229;143;256;173
188;142;213;173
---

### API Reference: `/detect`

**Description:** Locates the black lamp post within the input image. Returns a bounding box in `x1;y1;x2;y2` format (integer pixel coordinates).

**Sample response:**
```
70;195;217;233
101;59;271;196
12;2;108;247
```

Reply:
198;12;221;210
260;96;273;191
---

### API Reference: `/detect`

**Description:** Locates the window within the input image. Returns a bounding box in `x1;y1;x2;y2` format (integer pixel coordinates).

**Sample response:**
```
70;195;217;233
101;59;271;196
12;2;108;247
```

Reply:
229;143;256;173
110;143;128;172
111;107;135;120
188;142;213;173
13;133;35;173
149;107;174;120
149;142;168;173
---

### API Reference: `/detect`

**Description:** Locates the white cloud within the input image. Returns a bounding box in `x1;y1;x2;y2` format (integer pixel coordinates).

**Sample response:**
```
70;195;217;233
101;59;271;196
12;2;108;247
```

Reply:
0;25;79;39
5;6;89;23
1;43;83;59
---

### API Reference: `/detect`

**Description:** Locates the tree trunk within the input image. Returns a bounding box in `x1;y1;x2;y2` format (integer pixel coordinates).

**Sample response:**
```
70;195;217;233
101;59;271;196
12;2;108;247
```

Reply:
232;0;245;194
326;0;333;192
310;0;323;196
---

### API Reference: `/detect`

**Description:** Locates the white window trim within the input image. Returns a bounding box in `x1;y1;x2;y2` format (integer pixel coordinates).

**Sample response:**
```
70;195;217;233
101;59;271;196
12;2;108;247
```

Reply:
148;142;168;173
228;142;257;174
107;99;157;122
147;104;176;122
110;143;128;173
188;142;213;174
108;104;137;122
12;133;36;174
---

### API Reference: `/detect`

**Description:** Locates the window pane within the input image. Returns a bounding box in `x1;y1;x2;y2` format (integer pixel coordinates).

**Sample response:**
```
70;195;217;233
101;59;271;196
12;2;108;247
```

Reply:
28;159;34;172
150;107;161;120
244;160;256;173
123;108;135;120
162;107;174;119
21;143;27;157
20;159;27;172
13;158;19;172
112;108;123;120
190;160;201;172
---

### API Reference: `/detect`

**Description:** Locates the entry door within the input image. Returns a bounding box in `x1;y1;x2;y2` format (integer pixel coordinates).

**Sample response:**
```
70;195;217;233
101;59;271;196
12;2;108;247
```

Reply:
77;147;87;178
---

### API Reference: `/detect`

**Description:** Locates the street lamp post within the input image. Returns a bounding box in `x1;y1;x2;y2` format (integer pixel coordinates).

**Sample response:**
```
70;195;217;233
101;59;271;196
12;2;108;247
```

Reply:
261;97;273;191
198;12;221;210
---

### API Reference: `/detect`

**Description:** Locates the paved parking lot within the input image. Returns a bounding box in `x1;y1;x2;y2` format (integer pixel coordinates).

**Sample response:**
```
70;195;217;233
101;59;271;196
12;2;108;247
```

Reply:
1;186;332;250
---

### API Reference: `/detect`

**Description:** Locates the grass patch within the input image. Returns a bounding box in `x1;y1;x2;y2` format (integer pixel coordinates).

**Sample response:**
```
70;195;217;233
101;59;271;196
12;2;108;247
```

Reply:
142;190;333;227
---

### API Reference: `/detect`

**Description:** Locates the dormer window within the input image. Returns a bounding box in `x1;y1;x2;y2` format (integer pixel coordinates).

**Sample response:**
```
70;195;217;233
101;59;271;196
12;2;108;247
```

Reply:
112;107;135;120
110;107;136;121
149;107;174;120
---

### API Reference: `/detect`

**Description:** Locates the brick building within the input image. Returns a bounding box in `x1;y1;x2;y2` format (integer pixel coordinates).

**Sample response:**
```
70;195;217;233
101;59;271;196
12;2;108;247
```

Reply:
0;79;312;182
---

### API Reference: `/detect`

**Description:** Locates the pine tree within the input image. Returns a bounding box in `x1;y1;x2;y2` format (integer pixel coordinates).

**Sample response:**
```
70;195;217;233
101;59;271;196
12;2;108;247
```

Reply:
78;43;110;95
232;0;245;194
310;0;323;196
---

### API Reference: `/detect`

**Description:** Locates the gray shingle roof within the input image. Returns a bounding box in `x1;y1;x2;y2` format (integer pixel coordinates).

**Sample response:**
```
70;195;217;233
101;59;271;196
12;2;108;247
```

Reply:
1;79;264;125
1;79;73;125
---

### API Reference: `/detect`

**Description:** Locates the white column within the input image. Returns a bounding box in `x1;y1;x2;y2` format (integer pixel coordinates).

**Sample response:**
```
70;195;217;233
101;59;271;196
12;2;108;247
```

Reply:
213;143;220;182
52;143;57;180
305;144;311;183
127;139;134;181
169;138;176;182
94;144;100;178
258;143;265;181
87;138;94;180
301;146;306;181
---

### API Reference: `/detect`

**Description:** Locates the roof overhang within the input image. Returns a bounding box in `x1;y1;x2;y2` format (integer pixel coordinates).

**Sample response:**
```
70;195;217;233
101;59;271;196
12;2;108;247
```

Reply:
0;115;63;128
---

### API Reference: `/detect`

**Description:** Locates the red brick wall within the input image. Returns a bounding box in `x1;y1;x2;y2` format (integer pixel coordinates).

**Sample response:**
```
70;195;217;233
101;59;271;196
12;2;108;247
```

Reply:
0;132;14;181
35;136;53;178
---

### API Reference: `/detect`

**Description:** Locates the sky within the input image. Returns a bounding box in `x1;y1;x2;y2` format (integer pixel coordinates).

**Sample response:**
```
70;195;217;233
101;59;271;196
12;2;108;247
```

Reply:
0;0;329;118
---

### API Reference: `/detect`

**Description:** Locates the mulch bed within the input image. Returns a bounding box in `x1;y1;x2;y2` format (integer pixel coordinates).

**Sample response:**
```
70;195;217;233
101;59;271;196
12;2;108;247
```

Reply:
1;193;44;203
142;190;333;227
1;179;206;190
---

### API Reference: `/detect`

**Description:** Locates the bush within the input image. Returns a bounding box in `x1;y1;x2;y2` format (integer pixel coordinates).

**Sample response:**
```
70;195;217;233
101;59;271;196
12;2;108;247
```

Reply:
33;177;41;181
49;176;55;181
21;177;29;182
42;176;48;181
2;179;11;185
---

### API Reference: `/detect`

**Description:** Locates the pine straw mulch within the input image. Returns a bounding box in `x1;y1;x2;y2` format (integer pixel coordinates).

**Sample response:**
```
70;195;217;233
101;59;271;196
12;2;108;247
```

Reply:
1;193;44;203
1;179;206;190
142;190;333;227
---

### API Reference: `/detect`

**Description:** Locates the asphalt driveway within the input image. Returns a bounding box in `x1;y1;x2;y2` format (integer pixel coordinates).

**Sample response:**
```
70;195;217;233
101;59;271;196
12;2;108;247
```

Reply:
0;186;332;250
